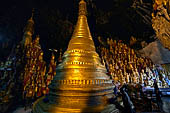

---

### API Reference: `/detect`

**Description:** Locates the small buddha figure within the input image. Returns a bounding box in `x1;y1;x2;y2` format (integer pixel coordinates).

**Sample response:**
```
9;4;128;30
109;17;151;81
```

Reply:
27;86;33;98
115;63;119;70
102;58;105;66
149;69;154;80
129;63;133;72
29;42;33;48
39;52;44;61
120;71;124;85
127;48;130;54
110;45;113;53
132;73;137;84
111;59;115;65
26;51;30;58
113;40;117;47
24;36;32;47
46;86;49;94
42;83;47;95
150;79;154;87
125;72;130;83
129;73;134;84
34;50;38;57
134;68;139;76
161;70;166;79
32;65;36;72
140;72;144;84
35;84;38;93
165;76;170;86
147;78;154;87
34;35;40;46
156;77;162;88
123;49;127;55
46;74;52;85
118;47;122;54
114;76;119;83
144;78;149;86
110;38;114;46
128;54;131;62
131;49;135;55
136;76;140;84
31;51;34;57
33;59;37;65
37;86;42;97
122;76;126;85
124;59;128;65
58;49;63;63
142;69;147;80
143;62;147;69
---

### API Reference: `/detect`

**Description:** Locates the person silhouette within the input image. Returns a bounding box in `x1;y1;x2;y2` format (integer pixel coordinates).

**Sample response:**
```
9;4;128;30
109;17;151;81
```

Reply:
154;80;162;111
120;84;136;113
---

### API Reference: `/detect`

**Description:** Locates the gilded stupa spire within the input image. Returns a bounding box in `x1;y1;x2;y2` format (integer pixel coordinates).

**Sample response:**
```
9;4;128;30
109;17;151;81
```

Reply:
23;8;34;35
68;0;95;51
22;9;35;47
79;0;87;16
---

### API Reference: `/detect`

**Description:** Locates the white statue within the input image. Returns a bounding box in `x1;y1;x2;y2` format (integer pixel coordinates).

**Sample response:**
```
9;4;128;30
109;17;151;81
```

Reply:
142;69;147;80
156;77;162;88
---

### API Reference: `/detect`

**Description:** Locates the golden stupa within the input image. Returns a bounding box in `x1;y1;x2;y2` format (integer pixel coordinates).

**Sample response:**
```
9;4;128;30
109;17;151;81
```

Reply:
33;0;118;112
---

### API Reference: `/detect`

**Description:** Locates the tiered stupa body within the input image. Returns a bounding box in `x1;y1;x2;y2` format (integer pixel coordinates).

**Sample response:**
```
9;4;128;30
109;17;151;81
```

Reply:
33;0;117;112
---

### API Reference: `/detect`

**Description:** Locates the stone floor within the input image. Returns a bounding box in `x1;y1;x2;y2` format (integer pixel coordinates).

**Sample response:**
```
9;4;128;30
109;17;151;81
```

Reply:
13;107;32;113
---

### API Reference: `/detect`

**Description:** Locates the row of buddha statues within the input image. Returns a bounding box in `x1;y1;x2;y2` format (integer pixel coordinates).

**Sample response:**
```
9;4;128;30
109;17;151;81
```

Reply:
98;38;170;88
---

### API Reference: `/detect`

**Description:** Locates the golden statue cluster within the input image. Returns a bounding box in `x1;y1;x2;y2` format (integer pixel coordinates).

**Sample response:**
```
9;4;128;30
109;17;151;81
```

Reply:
22;36;47;99
23;49;57;109
21;37;57;103
33;0;118;113
19;12;57;105
98;38;170;88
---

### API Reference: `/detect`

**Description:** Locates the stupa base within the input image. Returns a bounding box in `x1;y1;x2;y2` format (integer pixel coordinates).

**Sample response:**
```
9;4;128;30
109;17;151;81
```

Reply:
33;96;119;113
